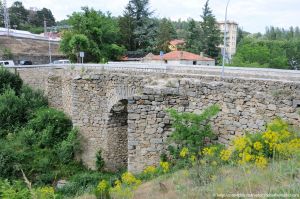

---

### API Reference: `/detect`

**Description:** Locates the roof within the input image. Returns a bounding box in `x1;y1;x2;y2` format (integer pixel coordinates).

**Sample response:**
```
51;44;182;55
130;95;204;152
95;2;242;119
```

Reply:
144;51;214;61
169;39;185;46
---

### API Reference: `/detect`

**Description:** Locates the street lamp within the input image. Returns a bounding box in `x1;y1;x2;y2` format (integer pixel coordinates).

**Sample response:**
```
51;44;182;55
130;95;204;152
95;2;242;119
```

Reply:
221;0;231;78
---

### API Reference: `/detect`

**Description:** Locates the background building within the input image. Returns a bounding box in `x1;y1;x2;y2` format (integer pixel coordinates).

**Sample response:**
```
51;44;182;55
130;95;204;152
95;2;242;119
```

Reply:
143;51;215;66
218;21;238;62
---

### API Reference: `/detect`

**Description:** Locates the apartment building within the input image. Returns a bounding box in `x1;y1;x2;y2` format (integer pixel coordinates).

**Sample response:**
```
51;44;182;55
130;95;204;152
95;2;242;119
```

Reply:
218;21;238;61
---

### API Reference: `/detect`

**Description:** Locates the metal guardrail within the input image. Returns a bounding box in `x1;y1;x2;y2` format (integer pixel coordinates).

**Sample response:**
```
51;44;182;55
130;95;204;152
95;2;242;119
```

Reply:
0;31;60;42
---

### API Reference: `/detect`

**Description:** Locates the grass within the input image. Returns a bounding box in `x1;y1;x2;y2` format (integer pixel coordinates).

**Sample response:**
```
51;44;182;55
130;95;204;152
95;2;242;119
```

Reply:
132;156;300;199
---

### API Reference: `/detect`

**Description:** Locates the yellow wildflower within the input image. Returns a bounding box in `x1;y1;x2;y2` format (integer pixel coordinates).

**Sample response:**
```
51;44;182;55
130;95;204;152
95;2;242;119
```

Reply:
35;186;55;199
143;165;157;175
255;156;268;168
202;146;217;156
253;141;263;151
96;180;109;192
220;149;232;161
121;172;141;185
160;161;170;173
233;137;247;151
180;147;189;158
190;155;197;163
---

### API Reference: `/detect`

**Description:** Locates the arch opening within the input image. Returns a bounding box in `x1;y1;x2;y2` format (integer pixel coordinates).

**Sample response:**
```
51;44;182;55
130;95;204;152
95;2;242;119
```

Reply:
106;99;128;171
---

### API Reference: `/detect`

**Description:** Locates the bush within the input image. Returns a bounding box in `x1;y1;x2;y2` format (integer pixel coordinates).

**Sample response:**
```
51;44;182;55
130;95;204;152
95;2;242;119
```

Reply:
167;104;220;155
27;108;73;147
0;180;31;199
0;67;23;95
20;85;48;117
96;150;105;172
56;129;81;164
0;89;27;138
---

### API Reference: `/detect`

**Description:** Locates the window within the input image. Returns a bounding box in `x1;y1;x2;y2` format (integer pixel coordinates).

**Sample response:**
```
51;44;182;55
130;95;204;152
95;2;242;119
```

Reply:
4;62;9;65
164;60;168;64
193;61;197;65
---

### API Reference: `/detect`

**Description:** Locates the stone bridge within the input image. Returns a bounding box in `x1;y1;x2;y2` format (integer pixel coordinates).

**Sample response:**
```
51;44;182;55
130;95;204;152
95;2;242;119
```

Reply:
12;64;300;173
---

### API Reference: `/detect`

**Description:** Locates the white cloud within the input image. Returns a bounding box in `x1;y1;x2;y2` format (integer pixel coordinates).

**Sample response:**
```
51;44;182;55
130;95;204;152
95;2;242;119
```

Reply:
12;0;300;33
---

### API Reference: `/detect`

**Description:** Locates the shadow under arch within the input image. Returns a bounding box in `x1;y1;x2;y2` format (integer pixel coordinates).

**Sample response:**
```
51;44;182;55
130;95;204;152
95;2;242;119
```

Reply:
105;99;128;171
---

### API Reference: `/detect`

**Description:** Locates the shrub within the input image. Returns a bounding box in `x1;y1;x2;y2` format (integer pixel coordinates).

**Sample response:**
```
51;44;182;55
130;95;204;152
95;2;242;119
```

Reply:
218;118;300;168
56;129;81;164
20;85;48;117
96;150;105;172
0;180;31;199
0;67;23;95
0;89;27;138
167;104;220;156
27;108;73;147
95;180;111;199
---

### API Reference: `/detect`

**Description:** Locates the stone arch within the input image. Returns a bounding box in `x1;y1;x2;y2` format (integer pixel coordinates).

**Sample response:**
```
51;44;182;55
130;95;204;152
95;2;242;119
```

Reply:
106;84;137;112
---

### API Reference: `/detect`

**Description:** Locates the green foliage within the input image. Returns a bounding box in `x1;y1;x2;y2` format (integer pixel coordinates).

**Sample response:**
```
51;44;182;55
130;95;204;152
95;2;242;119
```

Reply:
8;1;29;29
119;0;156;51
232;29;300;69
156;18;177;53
56;129;81;164
184;19;202;54
96;150;105;172
167;104;220;154
61;7;125;62
0;180;31;199
27;108;73;147
0;89;27;138
199;0;221;59
0;67;23;95
2;48;13;60
57;171;114;197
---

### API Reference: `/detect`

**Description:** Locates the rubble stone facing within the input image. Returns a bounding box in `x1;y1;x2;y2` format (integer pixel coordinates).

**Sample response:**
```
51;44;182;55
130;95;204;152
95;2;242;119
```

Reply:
15;68;300;173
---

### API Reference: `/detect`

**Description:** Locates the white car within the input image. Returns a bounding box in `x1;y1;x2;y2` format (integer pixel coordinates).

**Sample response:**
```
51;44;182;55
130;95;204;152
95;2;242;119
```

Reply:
0;60;15;67
53;59;70;64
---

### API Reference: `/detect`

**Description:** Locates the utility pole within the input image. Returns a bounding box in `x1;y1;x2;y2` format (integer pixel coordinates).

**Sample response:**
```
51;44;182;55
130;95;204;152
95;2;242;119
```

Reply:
221;0;231;78
45;20;52;64
3;0;10;36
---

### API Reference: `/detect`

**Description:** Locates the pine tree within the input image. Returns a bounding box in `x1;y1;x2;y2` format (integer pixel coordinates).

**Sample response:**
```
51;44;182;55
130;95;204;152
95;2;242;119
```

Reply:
199;0;221;59
156;18;177;52
185;19;202;54
0;0;3;27
119;0;155;51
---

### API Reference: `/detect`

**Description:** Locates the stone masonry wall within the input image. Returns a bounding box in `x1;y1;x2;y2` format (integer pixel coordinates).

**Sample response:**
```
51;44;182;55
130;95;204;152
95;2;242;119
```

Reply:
14;67;300;173
127;77;300;172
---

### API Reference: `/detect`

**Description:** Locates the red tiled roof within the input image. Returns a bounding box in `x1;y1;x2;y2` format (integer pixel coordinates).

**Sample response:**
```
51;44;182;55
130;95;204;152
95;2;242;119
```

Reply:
146;51;214;61
169;39;185;46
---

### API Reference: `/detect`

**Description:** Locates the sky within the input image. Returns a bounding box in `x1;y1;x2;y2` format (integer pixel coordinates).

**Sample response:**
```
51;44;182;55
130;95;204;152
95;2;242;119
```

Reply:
10;0;300;33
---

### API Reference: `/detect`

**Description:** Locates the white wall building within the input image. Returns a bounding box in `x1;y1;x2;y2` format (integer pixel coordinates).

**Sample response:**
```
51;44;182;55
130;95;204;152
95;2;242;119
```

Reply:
218;21;238;61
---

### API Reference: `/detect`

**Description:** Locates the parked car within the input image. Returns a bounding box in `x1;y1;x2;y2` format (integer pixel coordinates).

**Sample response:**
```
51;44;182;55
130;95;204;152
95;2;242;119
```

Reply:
0;60;15;67
53;59;70;64
19;60;33;65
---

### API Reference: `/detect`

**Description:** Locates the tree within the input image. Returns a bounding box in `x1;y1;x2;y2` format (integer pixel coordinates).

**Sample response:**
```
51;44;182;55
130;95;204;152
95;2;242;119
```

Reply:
30;8;55;27
156;18;176;52
69;34;89;63
9;1;28;29
199;0;221;59
185;18;202;54
119;0;156;51
60;7;125;62
0;0;4;27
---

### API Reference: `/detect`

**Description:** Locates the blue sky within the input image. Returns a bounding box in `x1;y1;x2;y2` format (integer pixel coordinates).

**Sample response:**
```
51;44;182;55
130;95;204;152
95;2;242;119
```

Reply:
15;0;300;33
